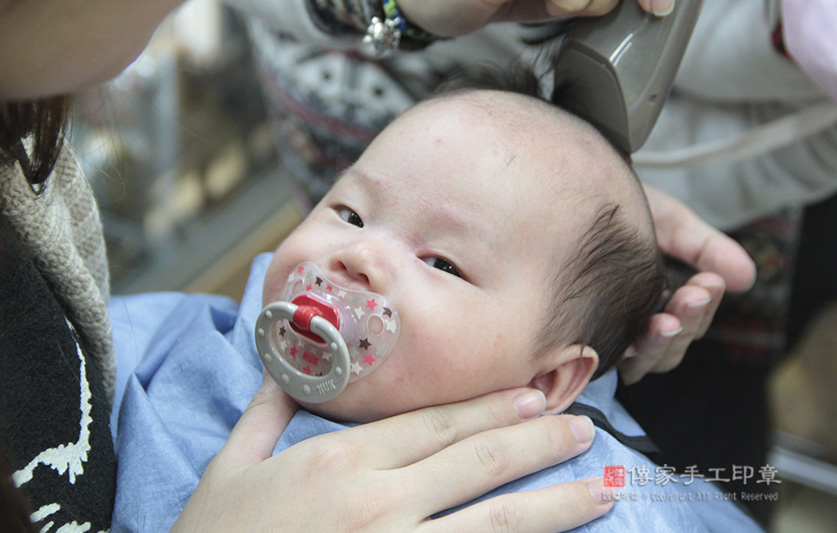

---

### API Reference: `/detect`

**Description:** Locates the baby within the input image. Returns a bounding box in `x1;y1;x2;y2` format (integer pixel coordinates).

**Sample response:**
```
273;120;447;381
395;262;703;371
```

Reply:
110;72;764;531
258;75;667;423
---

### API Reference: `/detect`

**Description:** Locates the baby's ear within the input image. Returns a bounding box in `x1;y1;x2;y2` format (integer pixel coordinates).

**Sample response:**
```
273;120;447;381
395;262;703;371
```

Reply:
528;345;598;415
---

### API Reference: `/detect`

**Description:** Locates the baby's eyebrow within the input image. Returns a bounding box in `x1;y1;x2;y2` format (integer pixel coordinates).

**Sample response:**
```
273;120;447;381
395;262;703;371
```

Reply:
338;166;379;191
334;167;353;183
342;167;496;252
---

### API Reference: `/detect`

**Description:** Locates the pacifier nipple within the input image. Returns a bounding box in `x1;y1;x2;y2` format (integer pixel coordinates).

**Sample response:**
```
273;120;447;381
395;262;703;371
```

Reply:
255;262;400;403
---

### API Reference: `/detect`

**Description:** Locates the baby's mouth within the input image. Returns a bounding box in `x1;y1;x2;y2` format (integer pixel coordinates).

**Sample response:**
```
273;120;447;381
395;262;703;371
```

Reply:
255;262;400;403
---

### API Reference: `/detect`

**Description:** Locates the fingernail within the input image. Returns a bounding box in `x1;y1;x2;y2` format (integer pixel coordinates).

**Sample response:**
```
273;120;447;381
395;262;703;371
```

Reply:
514;389;546;419
652;0;675;17
550;0;588;12
569;415;595;443
687;296;712;309
661;325;683;337
622;351;639;359
587;477;613;505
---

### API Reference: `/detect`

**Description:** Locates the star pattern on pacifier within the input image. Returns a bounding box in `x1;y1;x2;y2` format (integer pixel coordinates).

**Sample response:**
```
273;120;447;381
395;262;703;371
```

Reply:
266;262;401;381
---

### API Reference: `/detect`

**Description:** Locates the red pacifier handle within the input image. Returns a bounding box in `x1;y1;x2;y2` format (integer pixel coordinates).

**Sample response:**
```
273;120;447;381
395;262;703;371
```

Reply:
290;294;341;344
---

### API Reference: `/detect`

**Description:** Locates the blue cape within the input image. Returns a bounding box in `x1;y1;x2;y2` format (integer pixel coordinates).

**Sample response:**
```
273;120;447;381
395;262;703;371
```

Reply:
110;254;764;532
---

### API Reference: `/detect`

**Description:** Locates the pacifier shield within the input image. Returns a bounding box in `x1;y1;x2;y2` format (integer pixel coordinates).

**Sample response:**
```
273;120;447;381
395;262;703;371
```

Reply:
259;262;400;386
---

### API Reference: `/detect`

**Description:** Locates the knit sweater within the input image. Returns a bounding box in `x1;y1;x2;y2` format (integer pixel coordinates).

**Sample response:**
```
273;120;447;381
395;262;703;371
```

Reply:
0;145;115;399
0;148;116;531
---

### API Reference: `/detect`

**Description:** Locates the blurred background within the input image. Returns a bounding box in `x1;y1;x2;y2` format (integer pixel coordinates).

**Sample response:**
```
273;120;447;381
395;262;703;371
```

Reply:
71;0;302;301
70;1;836;530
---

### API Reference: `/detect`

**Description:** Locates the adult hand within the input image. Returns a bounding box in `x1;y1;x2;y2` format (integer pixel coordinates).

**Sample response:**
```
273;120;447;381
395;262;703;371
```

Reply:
619;184;757;384
173;374;613;532
398;0;675;38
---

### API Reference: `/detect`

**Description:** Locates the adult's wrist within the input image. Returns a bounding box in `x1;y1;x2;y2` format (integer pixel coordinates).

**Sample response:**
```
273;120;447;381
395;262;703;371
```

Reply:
363;0;441;56
305;0;441;57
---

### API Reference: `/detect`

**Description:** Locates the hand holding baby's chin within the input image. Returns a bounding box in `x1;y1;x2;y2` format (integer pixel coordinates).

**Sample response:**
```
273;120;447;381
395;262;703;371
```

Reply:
173;384;611;531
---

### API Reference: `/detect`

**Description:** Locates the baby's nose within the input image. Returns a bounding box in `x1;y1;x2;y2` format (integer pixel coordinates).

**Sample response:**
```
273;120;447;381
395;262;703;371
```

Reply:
329;241;388;293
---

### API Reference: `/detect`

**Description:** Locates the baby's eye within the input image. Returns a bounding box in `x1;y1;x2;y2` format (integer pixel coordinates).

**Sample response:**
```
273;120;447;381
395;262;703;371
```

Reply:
335;205;364;227
424;257;463;279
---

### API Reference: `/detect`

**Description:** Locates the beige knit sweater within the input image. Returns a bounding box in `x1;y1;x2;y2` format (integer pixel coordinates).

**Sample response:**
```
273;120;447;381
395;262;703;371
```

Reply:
0;146;116;403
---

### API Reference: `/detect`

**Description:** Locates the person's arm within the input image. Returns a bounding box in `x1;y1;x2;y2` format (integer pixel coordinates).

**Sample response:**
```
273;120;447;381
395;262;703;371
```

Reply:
225;0;673;50
636;0;837;230
173;375;612;531
395;0;674;38
0;0;670;101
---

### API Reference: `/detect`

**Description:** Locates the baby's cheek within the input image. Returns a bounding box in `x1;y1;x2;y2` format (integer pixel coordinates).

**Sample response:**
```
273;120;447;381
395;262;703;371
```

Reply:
403;331;472;384
261;274;283;306
491;330;507;349
261;255;297;305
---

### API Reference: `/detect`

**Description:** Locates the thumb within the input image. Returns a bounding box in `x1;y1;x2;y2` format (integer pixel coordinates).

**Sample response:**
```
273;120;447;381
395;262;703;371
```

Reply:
666;216;756;293
644;184;756;292
218;371;298;469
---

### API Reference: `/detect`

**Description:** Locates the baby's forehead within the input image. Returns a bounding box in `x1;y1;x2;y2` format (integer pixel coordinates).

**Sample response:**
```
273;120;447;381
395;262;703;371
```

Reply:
420;90;633;182
436;91;652;227
377;88;651;228
415;91;624;177
420;89;584;134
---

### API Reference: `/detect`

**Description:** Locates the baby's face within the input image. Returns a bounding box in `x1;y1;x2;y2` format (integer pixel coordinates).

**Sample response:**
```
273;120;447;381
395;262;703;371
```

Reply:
262;91;640;422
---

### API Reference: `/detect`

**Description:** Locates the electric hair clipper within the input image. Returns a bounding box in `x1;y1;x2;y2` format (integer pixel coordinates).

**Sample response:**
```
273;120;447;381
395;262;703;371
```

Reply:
552;0;704;153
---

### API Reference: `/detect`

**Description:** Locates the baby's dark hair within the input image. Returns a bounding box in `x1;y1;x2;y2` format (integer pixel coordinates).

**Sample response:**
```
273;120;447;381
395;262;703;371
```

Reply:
435;63;670;379
545;203;668;379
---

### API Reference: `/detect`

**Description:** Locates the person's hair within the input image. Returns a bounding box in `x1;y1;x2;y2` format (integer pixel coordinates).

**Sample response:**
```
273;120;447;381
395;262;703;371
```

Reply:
0;96;71;195
435;63;669;379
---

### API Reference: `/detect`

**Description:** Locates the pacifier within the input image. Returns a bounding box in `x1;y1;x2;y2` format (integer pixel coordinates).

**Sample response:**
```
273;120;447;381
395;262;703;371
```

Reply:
255;262;400;403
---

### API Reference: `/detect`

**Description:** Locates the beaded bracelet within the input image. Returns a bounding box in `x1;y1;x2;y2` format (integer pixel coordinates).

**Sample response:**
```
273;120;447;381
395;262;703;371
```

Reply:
363;0;441;57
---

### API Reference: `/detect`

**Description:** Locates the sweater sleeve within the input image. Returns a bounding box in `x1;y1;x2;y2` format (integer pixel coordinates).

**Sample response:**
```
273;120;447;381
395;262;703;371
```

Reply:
223;0;375;47
673;0;823;103
637;0;837;230
639;97;837;230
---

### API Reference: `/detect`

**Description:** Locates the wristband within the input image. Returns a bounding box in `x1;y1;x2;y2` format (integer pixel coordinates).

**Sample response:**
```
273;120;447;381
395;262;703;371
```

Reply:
382;0;437;44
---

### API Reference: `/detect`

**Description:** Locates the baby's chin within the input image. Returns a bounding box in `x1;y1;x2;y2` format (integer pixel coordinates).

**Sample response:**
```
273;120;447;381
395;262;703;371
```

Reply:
298;395;387;424
295;362;404;423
